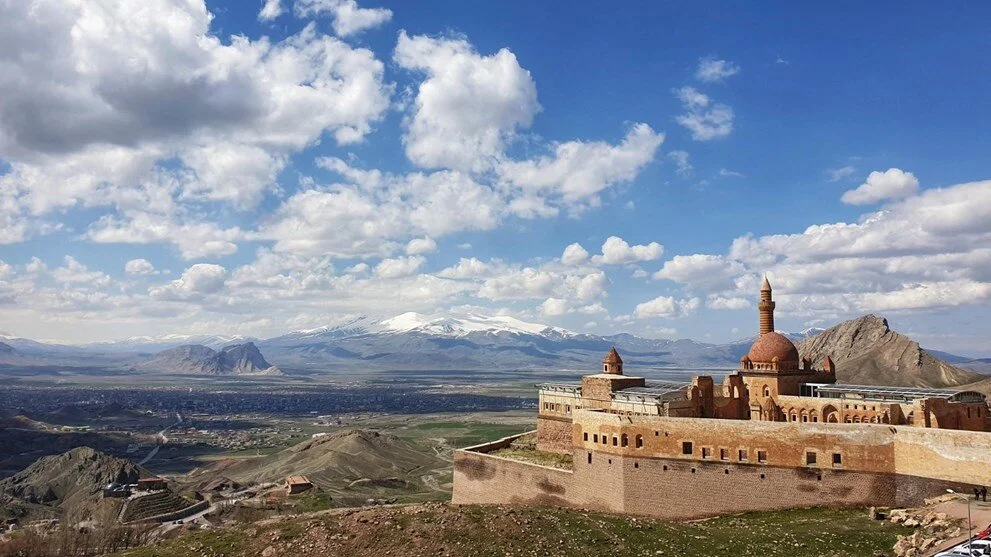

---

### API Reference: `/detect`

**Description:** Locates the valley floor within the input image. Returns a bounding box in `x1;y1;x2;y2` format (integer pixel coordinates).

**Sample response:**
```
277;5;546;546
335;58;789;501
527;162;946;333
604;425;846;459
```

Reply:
110;503;911;557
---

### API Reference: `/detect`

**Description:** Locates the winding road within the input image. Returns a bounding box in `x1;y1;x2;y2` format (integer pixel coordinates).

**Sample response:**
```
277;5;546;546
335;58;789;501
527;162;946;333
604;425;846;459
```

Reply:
138;412;182;466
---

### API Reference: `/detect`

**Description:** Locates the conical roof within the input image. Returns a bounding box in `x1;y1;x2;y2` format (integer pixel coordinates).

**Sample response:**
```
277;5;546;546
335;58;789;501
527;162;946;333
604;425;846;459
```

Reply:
761;274;772;291
603;347;623;364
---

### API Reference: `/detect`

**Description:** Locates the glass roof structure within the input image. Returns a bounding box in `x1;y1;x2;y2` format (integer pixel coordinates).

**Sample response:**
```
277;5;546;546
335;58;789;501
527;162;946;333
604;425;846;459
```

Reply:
800;383;987;404
613;381;691;403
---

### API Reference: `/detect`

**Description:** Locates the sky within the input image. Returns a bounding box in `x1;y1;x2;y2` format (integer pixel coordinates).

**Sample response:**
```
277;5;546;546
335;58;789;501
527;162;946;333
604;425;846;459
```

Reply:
1;0;990;354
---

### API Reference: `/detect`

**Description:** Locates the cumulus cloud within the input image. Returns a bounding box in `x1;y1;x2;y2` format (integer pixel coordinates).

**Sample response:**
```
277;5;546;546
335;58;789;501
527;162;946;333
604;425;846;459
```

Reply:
706;296;750;310
258;0;283;21
674;87;734;141
561;243;589;265
695;57;740;83
374;256;425;279
0;0;392;249
496;124;664;213
406;237;438;255
295;0;392;37
151;264;227;300
436;257;491;280
125;259;157;275
394;31;539;171
841;168;920;205
539;297;569;316
653;254;745;291
594;236;664;265
634;295;700;319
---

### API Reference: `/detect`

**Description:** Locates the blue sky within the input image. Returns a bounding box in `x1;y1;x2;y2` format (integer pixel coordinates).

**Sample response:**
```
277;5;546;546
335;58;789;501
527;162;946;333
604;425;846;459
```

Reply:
1;0;990;354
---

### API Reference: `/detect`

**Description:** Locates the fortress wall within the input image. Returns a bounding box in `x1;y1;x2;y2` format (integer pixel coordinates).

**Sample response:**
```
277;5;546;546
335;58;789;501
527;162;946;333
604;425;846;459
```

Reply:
452;449;575;508
536;415;573;454
891;426;991;485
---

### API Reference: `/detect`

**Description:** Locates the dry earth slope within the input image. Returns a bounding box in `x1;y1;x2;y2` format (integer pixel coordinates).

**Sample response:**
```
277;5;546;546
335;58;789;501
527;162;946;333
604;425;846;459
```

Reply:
796;314;982;388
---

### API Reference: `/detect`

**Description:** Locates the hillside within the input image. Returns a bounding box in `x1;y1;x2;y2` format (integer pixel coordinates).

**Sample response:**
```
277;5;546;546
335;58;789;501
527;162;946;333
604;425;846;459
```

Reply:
0;447;147;520
796;315;982;388
194;430;443;503
138;342;281;375
107;503;910;557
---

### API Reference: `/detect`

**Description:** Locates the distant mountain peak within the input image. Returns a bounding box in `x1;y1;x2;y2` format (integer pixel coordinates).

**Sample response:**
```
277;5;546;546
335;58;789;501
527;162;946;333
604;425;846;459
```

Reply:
139;342;280;375
376;311;574;337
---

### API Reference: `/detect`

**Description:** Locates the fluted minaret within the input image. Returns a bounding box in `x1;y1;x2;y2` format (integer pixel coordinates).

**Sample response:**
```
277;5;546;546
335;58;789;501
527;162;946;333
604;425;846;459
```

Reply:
758;275;775;334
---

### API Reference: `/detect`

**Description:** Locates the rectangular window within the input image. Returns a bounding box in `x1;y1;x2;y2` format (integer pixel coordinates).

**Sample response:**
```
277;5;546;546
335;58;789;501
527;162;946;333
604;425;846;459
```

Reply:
806;451;817;465
583;432;588;441
757;450;767;463
566;405;571;414
612;436;617;446
738;449;747;461
720;448;728;460
832;453;842;466
602;436;607;445
682;441;693;455
587;452;592;464
593;434;598;443
701;447;711;459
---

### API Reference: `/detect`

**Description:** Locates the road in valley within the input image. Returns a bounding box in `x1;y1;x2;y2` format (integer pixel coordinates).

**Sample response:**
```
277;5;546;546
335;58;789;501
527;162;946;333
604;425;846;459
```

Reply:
138;412;182;466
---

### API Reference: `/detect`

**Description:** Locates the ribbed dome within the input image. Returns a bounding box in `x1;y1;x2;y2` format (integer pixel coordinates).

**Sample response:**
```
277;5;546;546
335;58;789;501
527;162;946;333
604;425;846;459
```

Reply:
747;332;799;363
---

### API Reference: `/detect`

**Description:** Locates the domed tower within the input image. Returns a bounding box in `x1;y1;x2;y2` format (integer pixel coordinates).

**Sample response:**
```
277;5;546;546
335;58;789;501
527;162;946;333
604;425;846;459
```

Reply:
603;347;623;375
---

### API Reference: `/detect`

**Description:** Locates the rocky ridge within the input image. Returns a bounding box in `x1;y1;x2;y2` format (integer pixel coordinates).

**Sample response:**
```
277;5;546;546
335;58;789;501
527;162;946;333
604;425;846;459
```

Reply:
138;342;281;375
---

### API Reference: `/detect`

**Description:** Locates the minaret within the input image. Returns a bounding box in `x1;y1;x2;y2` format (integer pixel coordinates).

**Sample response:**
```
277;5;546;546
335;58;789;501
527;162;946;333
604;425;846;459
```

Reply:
758;275;775;334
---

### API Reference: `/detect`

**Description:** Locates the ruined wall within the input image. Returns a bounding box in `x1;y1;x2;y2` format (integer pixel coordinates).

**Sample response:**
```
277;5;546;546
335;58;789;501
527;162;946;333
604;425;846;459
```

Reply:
536;415;573;454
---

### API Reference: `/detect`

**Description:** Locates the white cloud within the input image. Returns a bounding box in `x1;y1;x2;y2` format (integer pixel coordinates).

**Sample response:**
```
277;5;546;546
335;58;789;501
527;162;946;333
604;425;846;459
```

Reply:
151;263;228;300
344;262;369;275
561;243;589;265
841;168;920;205
374;256;425;279
674;87;734;141
125;259;157;275
0;1;392;241
258;0;283;21
437;257;491;279
406;237;438;255
394;31;539;171
634;295;700;319
826;166;857;182
695;57;740;83
668;150;692;177
497;124;664;213
653;254;745;291
706;296;749;310
539;297;569;316
719;168;744;178
295;0;392;37
595;236;664;265
457;243;473;250
87;212;242;260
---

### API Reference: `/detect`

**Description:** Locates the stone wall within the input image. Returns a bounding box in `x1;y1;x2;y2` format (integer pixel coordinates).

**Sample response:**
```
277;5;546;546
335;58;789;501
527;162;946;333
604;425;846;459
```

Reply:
536;416;572;454
452;436;575;509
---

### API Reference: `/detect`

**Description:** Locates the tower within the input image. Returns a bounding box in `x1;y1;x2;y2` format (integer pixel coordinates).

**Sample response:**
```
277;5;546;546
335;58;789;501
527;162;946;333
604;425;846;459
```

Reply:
603;347;623;375
758;275;775;334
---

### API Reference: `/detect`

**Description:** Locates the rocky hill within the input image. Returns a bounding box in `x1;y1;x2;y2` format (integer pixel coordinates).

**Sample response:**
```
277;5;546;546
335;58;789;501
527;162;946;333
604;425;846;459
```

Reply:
139;342;281;375
797;315;982;388
0;447;147;520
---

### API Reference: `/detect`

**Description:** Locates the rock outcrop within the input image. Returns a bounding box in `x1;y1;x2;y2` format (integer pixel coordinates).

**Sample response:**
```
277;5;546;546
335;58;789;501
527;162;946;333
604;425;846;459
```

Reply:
0;447;147;520
797;315;982;388
139;342;281;375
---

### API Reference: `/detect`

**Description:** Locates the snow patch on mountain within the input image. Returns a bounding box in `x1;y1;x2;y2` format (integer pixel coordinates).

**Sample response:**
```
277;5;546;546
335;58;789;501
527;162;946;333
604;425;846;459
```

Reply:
375;312;575;337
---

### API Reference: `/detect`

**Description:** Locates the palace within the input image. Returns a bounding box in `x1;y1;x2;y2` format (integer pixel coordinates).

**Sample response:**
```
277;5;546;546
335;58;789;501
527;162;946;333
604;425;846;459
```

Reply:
453;278;991;519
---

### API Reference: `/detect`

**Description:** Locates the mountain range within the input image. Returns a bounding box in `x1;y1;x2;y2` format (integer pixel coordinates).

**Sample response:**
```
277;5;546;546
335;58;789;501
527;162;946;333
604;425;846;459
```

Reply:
0;312;985;389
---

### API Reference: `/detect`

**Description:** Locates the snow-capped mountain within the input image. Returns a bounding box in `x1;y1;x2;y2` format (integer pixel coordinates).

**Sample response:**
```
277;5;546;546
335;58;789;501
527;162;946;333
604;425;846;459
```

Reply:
375;311;575;337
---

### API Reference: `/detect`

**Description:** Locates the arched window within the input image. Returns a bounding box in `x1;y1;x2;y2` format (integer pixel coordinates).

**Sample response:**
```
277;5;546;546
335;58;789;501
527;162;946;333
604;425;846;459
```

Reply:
635;435;643;449
621;434;628;447
763;386;771;397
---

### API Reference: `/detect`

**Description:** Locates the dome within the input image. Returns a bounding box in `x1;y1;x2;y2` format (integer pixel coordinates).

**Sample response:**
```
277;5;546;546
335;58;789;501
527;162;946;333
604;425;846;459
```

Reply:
747;332;799;364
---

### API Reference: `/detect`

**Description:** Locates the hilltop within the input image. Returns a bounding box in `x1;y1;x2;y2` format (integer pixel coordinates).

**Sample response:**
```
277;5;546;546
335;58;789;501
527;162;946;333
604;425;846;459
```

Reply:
191;430;444;504
138;342;281;375
796;315;982;388
0;447;147;520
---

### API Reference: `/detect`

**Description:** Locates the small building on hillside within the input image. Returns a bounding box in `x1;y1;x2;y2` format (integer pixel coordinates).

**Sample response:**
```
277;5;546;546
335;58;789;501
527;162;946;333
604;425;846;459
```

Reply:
102;483;131;498
284;475;313;495
134;477;167;491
